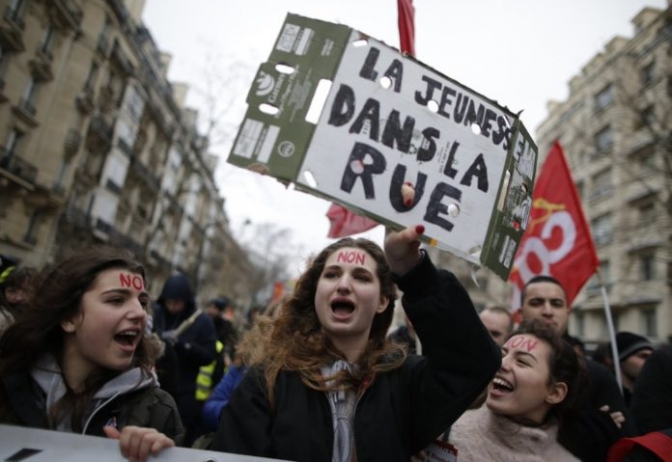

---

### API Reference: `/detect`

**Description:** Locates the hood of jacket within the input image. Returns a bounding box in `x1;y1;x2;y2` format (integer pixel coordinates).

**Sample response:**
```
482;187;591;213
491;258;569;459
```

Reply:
156;273;196;315
30;354;157;432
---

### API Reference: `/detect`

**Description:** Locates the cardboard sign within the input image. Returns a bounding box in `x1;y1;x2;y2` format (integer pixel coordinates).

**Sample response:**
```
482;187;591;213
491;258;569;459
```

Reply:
228;13;537;279
0;424;290;462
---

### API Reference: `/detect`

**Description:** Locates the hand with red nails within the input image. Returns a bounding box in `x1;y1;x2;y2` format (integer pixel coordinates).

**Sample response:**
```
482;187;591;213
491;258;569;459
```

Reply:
384;225;425;277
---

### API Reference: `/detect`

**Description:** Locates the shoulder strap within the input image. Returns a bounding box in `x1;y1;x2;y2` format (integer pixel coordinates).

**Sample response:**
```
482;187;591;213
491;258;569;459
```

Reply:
608;431;672;462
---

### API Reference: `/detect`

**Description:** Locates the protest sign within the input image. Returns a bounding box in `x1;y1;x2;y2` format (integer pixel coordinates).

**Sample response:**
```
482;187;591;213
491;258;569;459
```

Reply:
0;424;289;462
228;13;537;279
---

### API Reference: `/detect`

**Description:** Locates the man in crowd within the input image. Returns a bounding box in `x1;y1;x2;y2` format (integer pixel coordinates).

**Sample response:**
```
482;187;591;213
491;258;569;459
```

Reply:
153;273;217;446
519;275;638;460
604;332;653;406
478;305;513;346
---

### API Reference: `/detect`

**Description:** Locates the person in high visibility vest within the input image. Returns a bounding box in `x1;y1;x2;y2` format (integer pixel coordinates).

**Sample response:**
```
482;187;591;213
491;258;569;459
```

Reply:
195;340;224;402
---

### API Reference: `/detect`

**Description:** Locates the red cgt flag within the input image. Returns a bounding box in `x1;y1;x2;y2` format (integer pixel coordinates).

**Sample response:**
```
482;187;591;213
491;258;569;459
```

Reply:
325;0;416;238
509;141;599;314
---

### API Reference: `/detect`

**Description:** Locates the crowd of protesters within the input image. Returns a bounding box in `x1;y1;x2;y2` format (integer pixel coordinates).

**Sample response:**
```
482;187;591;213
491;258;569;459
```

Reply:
1;225;671;461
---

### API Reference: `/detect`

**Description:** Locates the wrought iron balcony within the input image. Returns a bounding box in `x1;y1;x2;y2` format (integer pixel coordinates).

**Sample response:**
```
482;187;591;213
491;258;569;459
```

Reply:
130;156;160;191
95;35;109;57
30;48;54;81
0;6;25;52
95;217;113;235
76;85;94;115
86;115;113;152
12;98;38;127
0;149;38;184
64;128;81;157
48;0;83;30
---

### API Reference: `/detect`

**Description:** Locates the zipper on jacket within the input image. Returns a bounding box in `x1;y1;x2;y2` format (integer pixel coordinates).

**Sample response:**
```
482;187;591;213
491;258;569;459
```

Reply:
351;374;374;462
82;391;121;434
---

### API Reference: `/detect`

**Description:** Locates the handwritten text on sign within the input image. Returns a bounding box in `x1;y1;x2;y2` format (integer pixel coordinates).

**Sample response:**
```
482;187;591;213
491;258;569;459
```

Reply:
300;32;512;248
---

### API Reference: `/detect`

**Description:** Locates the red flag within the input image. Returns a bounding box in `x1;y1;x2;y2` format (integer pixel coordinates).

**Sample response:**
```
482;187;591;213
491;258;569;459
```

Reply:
325;0;416;238
326;203;379;238
509;141;599;315
397;0;415;56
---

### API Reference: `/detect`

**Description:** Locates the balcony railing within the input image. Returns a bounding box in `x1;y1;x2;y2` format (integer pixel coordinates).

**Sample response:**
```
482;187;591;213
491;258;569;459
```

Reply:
30;49;54;81
117;137;133;156
0;149;38;183
3;6;25;30
49;0;83;30
1;6;24;52
95;217;113;234
95;35;109;57
130;156;160;191
87;115;113;151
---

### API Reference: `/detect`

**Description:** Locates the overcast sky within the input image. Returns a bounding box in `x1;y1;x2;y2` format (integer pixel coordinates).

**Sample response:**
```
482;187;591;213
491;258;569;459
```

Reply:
142;0;667;277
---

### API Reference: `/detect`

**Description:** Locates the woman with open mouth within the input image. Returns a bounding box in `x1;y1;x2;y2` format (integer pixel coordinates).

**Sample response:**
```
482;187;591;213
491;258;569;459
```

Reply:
209;225;502;461
449;319;587;461
0;246;183;462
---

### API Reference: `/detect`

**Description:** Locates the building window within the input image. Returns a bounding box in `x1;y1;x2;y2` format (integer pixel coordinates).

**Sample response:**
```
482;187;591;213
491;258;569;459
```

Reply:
575;180;584;200
642;61;655;86
591;168;612;201
3;129;24;157
23;209;41;245
639;105;655;129
594;125;614;153
575;311;585;337
594;84;614;111
0;46;7;79
7;0;26;21
84;62;99;92
592;214;613;246
587;260;610;291
639;152;657;176
641;308;657;337
641;253;656;281
639;202;656;223
38;25;55;59
19;77;37;115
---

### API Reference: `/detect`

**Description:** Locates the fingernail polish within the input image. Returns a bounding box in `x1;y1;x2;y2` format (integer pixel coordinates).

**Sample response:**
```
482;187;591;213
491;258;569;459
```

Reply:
415;225;425;235
404;199;412;207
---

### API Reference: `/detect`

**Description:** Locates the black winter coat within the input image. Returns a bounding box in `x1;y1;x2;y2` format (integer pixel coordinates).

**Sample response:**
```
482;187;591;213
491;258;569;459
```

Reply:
211;254;501;461
0;372;184;444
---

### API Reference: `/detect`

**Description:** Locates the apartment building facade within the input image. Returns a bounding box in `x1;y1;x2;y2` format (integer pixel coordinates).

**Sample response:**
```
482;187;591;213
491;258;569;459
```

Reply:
535;3;672;343
0;0;256;304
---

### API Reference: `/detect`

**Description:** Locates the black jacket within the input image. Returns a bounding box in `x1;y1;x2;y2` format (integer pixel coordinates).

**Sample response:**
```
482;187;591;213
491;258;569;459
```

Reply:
631;344;672;434
152;273;217;395
0;370;184;445
211;254;501;461
562;355;639;461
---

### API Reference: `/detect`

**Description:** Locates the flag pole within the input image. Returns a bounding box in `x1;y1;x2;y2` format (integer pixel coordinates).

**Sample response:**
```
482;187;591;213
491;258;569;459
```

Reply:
596;268;623;394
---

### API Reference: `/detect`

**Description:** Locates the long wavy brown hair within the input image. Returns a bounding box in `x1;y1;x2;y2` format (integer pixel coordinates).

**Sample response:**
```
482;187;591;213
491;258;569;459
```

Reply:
244;238;407;407
0;245;162;431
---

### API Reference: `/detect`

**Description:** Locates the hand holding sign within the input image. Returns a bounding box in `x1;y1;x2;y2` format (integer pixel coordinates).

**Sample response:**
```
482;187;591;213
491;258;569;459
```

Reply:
384;225;424;277
104;425;175;462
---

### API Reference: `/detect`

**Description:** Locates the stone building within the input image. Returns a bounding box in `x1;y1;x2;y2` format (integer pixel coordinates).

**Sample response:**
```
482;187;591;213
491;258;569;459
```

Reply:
0;0;255;303
535;2;672;343
423;3;672;347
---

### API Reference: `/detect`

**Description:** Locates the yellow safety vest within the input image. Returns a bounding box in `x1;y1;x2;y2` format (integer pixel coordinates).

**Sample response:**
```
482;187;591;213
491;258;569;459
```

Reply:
195;340;224;401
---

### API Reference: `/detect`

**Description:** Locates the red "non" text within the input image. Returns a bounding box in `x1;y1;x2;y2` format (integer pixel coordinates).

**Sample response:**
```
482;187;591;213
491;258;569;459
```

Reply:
119;273;144;291
336;251;366;265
